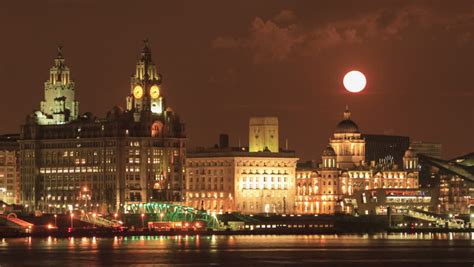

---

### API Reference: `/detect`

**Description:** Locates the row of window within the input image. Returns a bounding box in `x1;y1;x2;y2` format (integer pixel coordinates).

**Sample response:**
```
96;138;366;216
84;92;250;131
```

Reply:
187;184;226;190
40;167;118;174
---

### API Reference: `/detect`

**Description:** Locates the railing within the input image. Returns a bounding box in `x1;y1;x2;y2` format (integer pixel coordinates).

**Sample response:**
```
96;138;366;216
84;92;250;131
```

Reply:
0;213;33;229
406;210;446;224
405;209;465;228
124;202;222;229
80;214;121;227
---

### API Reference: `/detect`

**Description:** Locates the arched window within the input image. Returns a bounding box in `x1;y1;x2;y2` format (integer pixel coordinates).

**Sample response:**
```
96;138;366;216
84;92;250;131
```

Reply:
151;121;163;137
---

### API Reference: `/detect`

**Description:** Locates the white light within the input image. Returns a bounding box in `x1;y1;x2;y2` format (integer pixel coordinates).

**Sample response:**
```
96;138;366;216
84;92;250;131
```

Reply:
343;70;367;93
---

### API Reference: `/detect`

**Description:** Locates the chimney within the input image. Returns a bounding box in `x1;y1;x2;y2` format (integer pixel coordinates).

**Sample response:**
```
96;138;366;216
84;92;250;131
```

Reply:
219;134;229;148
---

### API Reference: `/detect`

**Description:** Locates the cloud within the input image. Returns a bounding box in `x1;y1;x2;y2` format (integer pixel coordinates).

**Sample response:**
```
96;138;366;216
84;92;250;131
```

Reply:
273;9;296;24
212;4;474;62
212;17;305;63
246;17;305;62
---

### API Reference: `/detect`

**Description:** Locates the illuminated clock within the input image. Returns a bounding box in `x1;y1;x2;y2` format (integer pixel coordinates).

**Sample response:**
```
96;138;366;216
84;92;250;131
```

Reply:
133;85;143;99
150;85;160;99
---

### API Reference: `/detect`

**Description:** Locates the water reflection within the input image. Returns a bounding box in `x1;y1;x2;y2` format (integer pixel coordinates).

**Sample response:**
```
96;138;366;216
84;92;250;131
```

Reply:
0;234;472;266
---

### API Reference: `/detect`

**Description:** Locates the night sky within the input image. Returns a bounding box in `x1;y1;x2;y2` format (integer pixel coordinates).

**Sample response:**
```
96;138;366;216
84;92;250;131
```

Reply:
0;0;473;161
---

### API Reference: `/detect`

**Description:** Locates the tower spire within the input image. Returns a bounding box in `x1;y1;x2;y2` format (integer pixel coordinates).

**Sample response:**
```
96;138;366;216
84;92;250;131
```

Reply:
37;45;79;125
127;39;163;115
143;38;149;48
56;45;64;59
343;105;351;120
54;45;65;67
141;38;151;61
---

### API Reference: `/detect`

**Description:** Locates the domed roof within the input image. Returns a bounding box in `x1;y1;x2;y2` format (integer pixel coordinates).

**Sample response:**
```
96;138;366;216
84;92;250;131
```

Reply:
106;105;124;120
334;106;359;134
404;147;416;158
110;105;124;115
322;145;336;157
335;119;359;133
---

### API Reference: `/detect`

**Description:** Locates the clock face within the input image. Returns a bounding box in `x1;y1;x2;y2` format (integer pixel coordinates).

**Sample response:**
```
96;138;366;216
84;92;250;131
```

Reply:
150;85;160;99
133;85;143;99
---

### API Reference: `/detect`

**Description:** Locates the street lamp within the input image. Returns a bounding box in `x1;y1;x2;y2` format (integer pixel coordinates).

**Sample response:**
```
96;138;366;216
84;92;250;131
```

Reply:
141;213;145;229
82;186;89;213
54;214;57;227
70;213;74;230
92;213;97;228
114;213;118;220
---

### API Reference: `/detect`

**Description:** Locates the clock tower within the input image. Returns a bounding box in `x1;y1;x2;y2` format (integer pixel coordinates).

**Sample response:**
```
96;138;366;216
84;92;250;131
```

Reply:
126;39;164;121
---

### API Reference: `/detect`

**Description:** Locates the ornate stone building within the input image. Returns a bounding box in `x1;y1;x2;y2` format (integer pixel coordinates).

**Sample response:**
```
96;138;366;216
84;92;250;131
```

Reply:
0;134;20;205
329;107;366;170
296;107;419;214
19;42;186;213
36;46;79;125
185;118;298;215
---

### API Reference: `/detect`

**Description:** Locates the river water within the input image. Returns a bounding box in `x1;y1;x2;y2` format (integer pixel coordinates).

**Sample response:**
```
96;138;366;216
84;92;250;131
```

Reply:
0;233;473;266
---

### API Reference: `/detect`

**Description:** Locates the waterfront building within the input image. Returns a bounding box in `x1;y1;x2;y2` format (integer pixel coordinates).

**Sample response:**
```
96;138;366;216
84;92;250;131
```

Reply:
19;42;186;213
295;107;419;214
409;141;442;187
185;119;298;215
354;188;436;216
419;153;473;215
0;134;20;205
329;107;365;170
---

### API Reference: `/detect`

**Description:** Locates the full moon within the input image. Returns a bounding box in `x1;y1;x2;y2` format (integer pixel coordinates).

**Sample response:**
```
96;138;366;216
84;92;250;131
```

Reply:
343;70;366;93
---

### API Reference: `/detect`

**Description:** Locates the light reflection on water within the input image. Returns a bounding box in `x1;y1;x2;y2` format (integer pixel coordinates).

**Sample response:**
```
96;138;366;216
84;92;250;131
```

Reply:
0;233;472;266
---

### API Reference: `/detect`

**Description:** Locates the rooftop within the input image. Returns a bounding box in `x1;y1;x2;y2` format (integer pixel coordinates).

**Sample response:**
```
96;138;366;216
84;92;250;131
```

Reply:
188;146;297;158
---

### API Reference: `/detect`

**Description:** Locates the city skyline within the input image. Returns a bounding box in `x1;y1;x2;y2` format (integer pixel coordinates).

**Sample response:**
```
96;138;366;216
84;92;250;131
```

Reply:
0;1;473;162
0;2;472;266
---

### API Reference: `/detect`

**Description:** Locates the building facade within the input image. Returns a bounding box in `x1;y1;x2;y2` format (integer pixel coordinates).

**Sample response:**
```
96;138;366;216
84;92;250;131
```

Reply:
0;135;20;205
354;188;436;216
329;107;366;170
19;42;186;213
186;151;298;214
185;118;298;215
295;108;419;214
419;153;473;215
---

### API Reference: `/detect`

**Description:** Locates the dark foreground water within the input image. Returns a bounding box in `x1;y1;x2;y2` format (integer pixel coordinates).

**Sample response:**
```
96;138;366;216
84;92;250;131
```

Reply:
0;233;473;266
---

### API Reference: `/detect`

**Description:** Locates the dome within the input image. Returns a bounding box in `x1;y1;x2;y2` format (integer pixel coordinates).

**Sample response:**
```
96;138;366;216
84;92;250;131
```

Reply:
334;106;359;134
107;105;124;120
404;147;416;158
335;119;359;133
110;105;124;116
322;145;336;157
